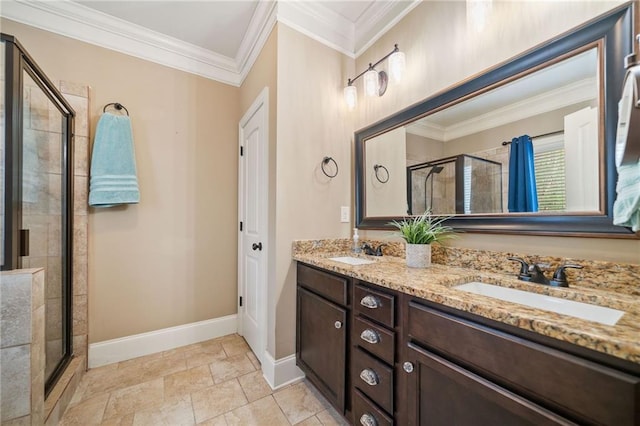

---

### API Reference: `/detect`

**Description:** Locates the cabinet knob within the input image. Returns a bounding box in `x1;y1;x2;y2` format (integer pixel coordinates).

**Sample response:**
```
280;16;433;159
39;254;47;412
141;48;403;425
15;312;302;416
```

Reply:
360;413;378;426
360;329;380;344
359;368;379;386
360;295;381;309
403;362;414;373
334;321;343;329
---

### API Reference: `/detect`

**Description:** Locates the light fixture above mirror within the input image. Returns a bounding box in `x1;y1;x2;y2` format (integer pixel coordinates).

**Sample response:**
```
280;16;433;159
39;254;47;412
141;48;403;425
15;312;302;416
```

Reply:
344;44;406;110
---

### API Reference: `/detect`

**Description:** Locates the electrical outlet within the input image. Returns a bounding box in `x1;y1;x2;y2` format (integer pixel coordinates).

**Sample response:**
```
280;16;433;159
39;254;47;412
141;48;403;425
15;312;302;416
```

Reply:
340;206;350;223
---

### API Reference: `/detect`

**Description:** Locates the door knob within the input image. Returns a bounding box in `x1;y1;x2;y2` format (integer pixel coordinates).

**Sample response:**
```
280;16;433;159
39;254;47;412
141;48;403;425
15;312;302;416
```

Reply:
252;242;263;251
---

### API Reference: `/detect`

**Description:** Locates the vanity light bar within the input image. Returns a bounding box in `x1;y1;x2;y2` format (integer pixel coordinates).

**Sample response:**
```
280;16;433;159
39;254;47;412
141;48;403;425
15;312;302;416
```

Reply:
344;44;406;110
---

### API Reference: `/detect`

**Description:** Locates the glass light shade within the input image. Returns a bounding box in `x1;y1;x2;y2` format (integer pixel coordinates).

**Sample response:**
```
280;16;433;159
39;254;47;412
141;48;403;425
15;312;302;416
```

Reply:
344;85;357;110
388;51;406;83
364;69;379;97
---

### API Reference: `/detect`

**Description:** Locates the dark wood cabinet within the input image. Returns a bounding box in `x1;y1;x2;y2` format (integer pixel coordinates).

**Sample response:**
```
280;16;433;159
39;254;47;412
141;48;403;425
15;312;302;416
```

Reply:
296;262;640;426
296;264;350;413
404;342;574;426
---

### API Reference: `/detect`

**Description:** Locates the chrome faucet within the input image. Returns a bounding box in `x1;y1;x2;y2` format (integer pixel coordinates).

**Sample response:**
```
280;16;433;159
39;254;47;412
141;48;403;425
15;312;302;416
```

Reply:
508;257;583;287
361;242;386;256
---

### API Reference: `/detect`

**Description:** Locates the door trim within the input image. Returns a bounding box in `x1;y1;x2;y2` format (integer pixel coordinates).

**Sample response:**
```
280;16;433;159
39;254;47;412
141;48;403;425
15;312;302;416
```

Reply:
237;87;269;365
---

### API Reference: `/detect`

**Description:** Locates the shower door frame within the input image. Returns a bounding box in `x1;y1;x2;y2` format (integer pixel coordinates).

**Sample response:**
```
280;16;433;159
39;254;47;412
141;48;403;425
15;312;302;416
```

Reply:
1;33;76;396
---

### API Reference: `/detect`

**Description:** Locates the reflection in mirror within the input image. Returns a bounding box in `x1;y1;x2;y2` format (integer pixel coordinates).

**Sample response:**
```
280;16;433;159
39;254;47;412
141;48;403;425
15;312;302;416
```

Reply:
364;47;600;217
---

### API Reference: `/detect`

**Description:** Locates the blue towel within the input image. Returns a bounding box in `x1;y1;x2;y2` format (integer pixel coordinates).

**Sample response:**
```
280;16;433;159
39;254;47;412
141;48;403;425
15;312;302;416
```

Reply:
89;112;140;207
613;161;640;231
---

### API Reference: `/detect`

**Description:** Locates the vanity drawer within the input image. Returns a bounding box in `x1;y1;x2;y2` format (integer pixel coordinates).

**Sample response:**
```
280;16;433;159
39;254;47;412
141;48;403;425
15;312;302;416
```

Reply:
354;284;395;328
353;389;393;426
353;348;394;415
408;301;640;426
297;263;348;306
353;316;395;364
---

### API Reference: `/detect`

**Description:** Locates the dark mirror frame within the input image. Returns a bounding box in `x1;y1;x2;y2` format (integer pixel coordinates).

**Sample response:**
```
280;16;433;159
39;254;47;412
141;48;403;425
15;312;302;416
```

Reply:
355;3;637;238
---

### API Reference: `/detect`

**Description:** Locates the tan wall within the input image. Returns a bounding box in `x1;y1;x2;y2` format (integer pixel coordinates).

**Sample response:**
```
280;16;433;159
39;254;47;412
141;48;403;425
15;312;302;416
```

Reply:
239;26;279;356
275;24;354;357
1;19;242;342
354;1;640;263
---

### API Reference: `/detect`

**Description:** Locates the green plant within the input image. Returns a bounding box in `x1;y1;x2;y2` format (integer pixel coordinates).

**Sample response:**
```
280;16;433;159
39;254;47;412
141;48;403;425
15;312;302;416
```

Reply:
390;211;455;244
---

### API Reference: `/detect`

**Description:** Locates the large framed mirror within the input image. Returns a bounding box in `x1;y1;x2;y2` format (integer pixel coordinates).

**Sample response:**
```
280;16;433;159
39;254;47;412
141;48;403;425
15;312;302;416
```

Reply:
355;3;636;237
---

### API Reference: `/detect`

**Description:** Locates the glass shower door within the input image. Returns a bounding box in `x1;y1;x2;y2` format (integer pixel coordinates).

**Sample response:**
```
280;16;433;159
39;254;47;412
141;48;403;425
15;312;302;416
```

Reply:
21;69;72;388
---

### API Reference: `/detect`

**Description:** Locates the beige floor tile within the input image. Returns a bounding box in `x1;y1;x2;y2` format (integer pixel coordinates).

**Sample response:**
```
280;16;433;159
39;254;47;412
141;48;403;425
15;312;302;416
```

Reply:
59;393;109;425
164;365;214;398
197;414;228;425
191;380;248;424
117;352;164;370
221;338;250;357
245;351;261;370
209;354;255;384
315;409;349;426
100;413;134;425
140;353;188;380
224;396;290;425
185;344;227;369
237;371;273;402
295;416;322;426
103;378;164;420
132;395;195;425
273;382;327;425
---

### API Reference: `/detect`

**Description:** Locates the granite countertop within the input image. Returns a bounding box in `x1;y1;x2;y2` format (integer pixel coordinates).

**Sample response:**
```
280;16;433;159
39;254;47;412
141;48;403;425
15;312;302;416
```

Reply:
293;248;640;365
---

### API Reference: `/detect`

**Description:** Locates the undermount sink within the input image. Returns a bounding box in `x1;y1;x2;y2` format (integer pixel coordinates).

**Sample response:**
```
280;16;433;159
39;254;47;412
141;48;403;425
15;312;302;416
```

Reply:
454;282;624;326
328;256;376;266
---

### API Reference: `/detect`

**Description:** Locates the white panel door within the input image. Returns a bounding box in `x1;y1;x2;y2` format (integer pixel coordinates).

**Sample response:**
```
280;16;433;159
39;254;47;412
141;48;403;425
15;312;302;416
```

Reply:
238;89;268;365
564;107;599;212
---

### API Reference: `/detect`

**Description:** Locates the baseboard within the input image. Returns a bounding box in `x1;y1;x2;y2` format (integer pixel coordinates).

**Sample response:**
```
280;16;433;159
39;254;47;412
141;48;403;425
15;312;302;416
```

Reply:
88;314;237;368
262;352;305;390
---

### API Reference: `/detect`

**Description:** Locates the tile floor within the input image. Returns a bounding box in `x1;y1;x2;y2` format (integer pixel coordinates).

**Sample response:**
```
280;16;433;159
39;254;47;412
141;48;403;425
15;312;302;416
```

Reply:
59;334;348;425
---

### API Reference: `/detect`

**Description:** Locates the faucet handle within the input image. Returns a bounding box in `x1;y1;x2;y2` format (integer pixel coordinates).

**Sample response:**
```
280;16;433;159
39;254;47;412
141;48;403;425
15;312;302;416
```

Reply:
508;257;531;280
550;264;583;287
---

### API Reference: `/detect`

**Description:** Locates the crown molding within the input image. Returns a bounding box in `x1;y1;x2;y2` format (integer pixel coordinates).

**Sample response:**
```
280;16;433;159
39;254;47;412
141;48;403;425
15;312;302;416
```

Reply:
1;0;242;85
406;78;597;142
276;1;355;58
1;0;415;85
355;0;421;56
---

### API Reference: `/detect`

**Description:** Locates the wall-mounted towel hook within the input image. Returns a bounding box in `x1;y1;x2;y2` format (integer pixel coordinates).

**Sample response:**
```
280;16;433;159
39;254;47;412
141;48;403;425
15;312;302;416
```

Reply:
373;164;389;183
321;156;338;178
103;102;129;116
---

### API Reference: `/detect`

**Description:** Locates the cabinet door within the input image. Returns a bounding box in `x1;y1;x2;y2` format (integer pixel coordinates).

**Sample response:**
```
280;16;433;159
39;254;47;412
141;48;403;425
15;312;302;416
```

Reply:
404;343;575;426
297;287;347;412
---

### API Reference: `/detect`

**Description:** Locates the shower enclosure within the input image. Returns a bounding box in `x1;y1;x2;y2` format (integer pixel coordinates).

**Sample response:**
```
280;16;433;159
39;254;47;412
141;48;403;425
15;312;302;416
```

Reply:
1;34;75;396
407;154;502;215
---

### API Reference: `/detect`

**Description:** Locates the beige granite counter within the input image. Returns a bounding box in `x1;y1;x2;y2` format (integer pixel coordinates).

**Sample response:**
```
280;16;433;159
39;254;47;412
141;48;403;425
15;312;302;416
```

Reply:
292;239;640;365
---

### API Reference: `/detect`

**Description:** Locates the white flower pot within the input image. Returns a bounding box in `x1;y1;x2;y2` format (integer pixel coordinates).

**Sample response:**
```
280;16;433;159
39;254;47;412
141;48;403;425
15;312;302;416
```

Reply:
406;243;432;268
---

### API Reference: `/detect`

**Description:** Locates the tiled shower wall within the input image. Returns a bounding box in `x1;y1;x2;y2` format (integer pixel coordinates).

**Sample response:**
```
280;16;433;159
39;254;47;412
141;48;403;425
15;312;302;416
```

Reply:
0;80;89;424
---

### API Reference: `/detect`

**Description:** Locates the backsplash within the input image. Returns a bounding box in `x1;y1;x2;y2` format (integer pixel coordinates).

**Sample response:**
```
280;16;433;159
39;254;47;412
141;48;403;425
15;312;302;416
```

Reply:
292;239;640;296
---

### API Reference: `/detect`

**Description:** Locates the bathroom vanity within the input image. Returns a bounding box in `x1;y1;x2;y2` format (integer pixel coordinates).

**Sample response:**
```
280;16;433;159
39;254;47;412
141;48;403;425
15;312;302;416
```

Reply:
294;244;640;426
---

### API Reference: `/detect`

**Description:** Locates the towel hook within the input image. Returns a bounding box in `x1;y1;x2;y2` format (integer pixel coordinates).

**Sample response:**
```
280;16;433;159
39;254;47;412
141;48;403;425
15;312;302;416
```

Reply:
373;164;389;183
321;156;338;178
103;102;129;116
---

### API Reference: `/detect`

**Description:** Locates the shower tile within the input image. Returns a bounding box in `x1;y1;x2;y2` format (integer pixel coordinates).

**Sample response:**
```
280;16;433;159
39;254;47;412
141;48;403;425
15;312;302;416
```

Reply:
60;81;88;98
0;273;32;348
64;94;88;137
47;216;62;257
74;176;88;216
29;87;50;132
44;257;62;299
45;297;62;340
72;334;88;359
73;295;87;335
0;345;31;420
73;215;88;257
31;304;46;374
73;255;88;296
74;137;89;177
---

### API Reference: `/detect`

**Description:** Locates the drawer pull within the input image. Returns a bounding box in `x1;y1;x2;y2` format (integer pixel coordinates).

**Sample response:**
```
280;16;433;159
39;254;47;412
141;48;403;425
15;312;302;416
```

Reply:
360;414;378;426
403;361;414;373
334;321;343;329
360;295;381;309
360;329;380;344
359;368;379;386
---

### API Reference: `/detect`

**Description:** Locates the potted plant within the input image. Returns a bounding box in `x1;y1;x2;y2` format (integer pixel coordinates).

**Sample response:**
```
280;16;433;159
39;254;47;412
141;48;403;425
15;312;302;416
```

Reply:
390;211;455;268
